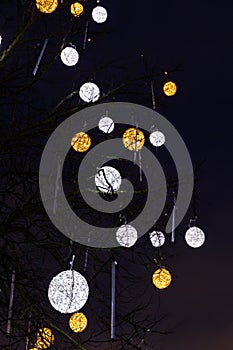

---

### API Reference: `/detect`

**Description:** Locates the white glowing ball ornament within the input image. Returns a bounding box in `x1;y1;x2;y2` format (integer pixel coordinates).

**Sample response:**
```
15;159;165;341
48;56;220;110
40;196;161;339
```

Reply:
95;166;121;194
116;224;137;248
149;231;165;247
92;6;108;23
185;226;205;248
48;270;89;313
149;131;165;147
98;116;114;133
60;46;79;66
79;82;100;103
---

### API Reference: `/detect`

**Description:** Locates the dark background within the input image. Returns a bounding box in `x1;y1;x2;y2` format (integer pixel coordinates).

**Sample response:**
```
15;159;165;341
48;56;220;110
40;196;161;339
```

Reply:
0;0;232;349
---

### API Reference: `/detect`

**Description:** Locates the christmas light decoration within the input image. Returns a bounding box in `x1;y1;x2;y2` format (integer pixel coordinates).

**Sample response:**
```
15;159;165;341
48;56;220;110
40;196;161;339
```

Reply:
185;226;205;248
122;128;145;151
92;6;108;23
163;81;177;96
152;268;172;289
35;328;54;349
98;116;114;133
95;166;121;194
35;0;58;14
70;2;84;17
149;231;165;247
71;132;91;152
79;82;100;102
69;312;88;333
149;130;165;147
60;46;79;66
116;224;137;247
48;270;89;313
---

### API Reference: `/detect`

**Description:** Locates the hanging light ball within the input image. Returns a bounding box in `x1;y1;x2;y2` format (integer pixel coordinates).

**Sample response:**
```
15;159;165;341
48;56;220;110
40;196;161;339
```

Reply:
92;6;108;23
98;116;114;133
116;224;137;248
149;231;165;247
70;2;84;17
122;128;145;152
185;226;205;248
60;46;79;66
149;130;165;147
69;312;88;333
79;82;100;103
35;328;54;349
163;81;177;96
95;166;121;194
71;132;91;152
35;0;58;14
152;268;172;289
48;270;89;313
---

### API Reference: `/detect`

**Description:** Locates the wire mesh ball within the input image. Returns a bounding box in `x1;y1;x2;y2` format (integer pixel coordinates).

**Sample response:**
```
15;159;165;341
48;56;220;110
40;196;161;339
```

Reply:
69;312;88;333
122;128;145;152
152;268;172;289
79;82;100;103
92;6;108;23
48;270;89;313
163;81;177;96
95;166;121;194
98;116;114;133
70;2;84;17
149;231;165;247
71;132;91;152
116;224;137;248
185;226;205;248
149;130;165;147
36;0;58;14
60;46;79;66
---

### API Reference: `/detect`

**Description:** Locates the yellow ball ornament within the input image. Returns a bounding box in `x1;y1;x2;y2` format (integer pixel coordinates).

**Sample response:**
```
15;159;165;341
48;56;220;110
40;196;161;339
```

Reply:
35;328;54;349
163;81;177;96
35;0;58;14
122;128;145;152
71;132;91;152
70;2;84;17
152;268;172;289
69;312;88;333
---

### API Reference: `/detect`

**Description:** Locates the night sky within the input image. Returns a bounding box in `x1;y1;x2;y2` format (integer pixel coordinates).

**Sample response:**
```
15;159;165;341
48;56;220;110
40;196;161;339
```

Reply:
0;0;233;349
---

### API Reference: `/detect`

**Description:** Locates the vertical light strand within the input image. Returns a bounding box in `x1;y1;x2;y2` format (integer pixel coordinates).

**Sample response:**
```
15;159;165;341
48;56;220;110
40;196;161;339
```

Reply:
33;38;49;76
25;313;31;350
111;260;117;340
150;80;156;110
83;21;89;50
83;235;91;272
171;192;176;243
7;270;16;335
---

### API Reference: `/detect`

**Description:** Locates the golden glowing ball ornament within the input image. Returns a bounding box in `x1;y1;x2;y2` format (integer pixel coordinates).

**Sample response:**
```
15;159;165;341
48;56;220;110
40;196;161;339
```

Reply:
70;2;84;17
152;268;172;289
35;328;54;349
163;81;177;96
69;312;88;333
71;132;91;152
122;128;145;152
35;0;58;14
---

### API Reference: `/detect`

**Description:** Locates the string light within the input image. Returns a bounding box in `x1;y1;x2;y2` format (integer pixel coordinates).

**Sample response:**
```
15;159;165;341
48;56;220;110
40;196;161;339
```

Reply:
35;0;58;14
79;82;100;103
69;312;88;332
122;128;145;151
48;270;89;313
92;5;108;23
185;226;205;248
60;46;79;66
71;132;91;152
70;2;84;17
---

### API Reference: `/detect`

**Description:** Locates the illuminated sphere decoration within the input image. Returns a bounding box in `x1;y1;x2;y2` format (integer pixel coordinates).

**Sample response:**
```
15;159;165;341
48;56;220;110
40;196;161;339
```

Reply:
122;128;145;152
69;312;88;333
116;224;137;248
152;268;172;289
98;116;114;133
71;132;91;152
163;81;177;96
60;46;79;66
95;166;121;194
70;2;84;17
149;231;165;247
79;82;100;103
48;270;89;313
92;6;108;23
36;0;58;14
35;328;54;349
185;226;205;248
149;130;165;147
